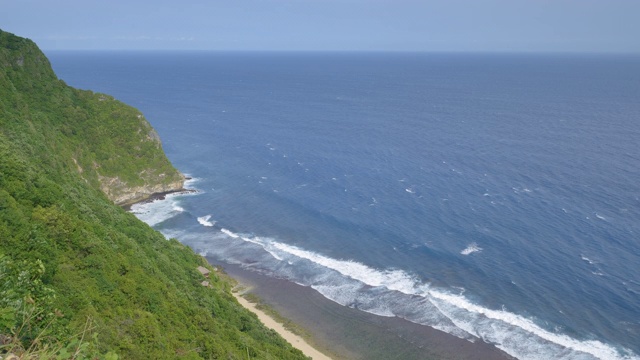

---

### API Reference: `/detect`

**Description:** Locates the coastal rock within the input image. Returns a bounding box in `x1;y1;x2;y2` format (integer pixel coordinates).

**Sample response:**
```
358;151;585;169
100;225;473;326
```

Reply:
197;266;211;277
99;173;185;206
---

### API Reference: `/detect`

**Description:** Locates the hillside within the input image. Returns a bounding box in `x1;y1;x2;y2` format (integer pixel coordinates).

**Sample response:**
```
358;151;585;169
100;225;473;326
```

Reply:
0;29;307;359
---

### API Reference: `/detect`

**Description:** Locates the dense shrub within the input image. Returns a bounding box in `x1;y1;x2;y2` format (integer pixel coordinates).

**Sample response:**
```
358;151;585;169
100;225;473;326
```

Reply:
0;29;307;359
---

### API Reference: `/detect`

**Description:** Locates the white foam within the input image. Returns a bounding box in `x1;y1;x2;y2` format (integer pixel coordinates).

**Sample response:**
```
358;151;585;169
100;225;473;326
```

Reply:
197;215;216;227
263;241;636;359
183;228;638;360
224;232;284;261
183;176;202;189
241;236;262;246
581;255;595;265
221;228;239;238
428;290;636;360
250;238;284;261
271;242;422;294
129;194;185;226
461;243;482;255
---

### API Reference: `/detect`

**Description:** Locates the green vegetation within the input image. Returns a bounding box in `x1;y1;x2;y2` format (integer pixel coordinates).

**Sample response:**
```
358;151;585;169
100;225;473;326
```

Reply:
240;292;312;341
0;29;308;359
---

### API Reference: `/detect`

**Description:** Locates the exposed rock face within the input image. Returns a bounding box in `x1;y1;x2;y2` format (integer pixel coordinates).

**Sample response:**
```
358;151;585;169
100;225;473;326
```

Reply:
79;93;185;206
99;173;185;206
1;30;185;207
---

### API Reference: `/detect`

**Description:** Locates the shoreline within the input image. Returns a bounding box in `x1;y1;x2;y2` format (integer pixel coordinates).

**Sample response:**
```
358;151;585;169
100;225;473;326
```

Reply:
121;187;197;211
231;287;333;360
215;260;515;360
125;190;513;359
124;183;512;359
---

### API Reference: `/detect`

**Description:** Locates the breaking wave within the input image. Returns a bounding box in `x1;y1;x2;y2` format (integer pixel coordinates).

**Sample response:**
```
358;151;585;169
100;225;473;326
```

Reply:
197;215;216;227
186;229;638;360
129;194;185;226
461;242;483;255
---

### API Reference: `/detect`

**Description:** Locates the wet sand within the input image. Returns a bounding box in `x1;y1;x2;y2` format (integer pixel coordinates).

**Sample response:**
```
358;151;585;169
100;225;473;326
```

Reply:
212;259;515;360
232;290;332;359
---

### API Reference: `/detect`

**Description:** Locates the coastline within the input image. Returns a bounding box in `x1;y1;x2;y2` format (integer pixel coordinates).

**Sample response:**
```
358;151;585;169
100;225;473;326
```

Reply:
232;287;333;360
124;192;514;359
123;190;329;358
215;260;515;360
123;185;512;359
120;187;197;211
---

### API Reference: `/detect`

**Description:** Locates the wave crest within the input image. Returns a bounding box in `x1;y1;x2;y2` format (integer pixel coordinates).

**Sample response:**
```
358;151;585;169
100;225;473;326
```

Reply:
203;232;638;360
197;215;216;227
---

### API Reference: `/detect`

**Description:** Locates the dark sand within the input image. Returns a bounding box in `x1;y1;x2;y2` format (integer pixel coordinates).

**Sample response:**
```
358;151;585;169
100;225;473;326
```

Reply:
212;259;514;360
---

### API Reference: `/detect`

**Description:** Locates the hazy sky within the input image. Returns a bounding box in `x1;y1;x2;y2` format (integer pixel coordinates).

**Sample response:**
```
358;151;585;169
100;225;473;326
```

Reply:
2;0;639;52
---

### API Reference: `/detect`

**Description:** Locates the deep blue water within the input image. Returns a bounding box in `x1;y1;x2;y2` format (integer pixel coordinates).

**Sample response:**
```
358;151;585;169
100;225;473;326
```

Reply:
48;51;640;360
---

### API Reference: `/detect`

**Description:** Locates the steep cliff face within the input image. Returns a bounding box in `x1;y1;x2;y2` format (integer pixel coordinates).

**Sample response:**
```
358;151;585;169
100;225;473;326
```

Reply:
0;29;184;205
99;173;185;205
83;96;186;205
86;100;186;205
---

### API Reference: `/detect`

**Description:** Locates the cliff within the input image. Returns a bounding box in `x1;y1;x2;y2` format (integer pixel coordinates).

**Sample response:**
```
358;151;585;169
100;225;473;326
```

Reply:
0;29;306;359
0;29;185;206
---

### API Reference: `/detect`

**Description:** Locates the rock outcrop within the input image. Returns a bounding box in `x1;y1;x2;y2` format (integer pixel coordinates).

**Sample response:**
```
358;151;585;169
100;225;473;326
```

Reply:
99;173;185;206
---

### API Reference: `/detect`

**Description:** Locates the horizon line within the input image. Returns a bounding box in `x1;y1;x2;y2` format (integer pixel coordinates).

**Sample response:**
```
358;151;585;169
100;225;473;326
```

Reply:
42;48;640;56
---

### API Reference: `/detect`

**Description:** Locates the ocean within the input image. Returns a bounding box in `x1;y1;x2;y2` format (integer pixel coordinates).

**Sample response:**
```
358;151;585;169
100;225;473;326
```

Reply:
48;51;640;360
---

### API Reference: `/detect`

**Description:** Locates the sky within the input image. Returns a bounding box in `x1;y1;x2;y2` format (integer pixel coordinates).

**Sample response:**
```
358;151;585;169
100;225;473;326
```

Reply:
2;0;640;53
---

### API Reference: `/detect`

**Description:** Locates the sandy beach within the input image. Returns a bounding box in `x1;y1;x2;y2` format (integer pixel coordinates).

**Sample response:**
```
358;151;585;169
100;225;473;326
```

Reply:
216;260;514;360
232;289;333;360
